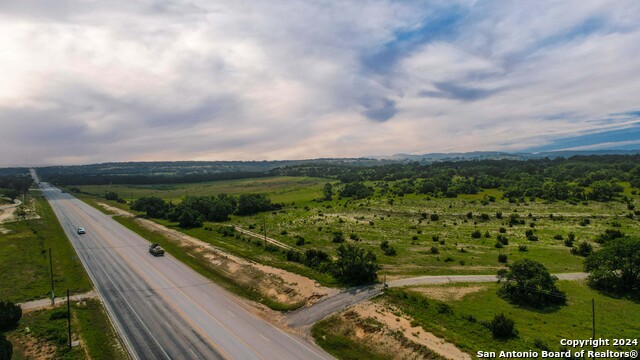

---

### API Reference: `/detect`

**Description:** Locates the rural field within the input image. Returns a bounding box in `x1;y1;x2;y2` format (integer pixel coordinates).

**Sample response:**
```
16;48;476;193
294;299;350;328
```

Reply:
76;177;640;278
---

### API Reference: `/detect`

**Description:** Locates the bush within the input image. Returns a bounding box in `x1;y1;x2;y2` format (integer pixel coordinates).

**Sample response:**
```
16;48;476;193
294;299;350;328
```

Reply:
430;213;439;221
471;230;482;239
495;241;503;249
595;229;624;244
0;334;12;360
0;301;21;331
430;246;439;254
295;237;306;246
332;231;345;243
104;191;119;201
489;313;517;339
518;244;528;252
498;254;507;263
497;259;566;308
564;238;574;247
571;241;593;257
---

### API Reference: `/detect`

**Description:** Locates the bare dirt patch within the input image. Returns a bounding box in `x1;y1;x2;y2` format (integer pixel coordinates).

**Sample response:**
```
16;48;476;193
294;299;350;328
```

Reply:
9;333;58;360
407;285;486;302
346;300;472;360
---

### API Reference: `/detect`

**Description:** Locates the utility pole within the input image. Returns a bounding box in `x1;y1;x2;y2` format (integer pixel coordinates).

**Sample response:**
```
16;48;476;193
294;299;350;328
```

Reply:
67;289;72;349
592;298;595;338
49;248;54;305
263;217;267;247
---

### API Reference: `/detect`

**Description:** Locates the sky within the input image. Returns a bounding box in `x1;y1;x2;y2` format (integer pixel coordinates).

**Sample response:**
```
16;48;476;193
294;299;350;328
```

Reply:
1;0;640;166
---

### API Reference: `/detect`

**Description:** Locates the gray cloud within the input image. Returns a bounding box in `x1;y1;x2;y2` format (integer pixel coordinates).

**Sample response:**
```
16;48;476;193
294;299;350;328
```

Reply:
1;0;640;165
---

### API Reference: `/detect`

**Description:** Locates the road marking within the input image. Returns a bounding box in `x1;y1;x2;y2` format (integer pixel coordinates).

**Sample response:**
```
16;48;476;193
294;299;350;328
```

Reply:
189;349;199;359
259;334;271;343
226;310;236;318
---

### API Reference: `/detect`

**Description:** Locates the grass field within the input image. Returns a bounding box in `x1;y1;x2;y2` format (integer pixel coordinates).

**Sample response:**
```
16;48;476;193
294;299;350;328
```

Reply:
77;176;333;204
6;299;128;360
0;192;92;302
75;177;640;278
382;281;640;355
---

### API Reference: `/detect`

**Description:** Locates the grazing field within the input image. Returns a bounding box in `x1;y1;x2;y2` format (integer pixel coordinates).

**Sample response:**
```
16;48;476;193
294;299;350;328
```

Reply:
0;193;92;302
75;177;640;279
378;281;640;356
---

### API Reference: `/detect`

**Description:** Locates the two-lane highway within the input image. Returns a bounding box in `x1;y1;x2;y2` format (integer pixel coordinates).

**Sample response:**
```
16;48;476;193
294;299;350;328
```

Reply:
40;181;332;360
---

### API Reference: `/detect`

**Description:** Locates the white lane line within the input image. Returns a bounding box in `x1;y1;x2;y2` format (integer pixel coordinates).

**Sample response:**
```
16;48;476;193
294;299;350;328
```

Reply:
259;334;271;343
226;310;236;318
189;349;199;359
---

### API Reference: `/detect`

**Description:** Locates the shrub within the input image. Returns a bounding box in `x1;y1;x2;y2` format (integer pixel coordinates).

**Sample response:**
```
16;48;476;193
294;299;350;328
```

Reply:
0;301;21;331
495;241;503;249
332;231;345;243
498;254;507;263
432;235;440;242
497;234;508;245
571;241;593;257
553;234;564;240
436;303;452;314
564;238;574;247
430;246;439;254
471;230;482;239
295;237;306;246
496;212;503;219
430;213;439;221
489;313;517;339
518;244;528;252
595;229;624;244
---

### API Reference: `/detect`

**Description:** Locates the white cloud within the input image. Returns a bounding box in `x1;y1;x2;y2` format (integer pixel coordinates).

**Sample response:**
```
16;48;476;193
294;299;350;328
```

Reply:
0;0;639;166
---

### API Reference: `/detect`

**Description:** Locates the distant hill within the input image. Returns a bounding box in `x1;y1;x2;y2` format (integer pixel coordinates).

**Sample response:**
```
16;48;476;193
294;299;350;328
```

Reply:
371;149;640;163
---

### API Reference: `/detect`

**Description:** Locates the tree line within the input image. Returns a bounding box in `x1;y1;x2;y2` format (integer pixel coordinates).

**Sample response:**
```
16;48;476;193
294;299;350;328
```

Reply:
130;193;282;228
0;175;33;201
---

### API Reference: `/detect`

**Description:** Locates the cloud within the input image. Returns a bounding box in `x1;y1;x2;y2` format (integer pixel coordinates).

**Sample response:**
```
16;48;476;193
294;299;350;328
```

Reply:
1;0;640;166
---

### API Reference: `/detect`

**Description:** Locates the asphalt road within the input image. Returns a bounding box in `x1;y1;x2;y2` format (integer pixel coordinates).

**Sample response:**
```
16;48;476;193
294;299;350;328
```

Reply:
287;273;588;327
40;181;332;360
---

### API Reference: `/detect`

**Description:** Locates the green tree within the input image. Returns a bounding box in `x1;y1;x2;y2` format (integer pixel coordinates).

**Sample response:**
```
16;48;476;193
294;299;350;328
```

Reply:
0;301;21;331
497;259;566;308
0;334;12;360
178;208;203;228
588;180;622;201
236;194;275;216
104;191;120;201
131;196;168;218
323;183;333;201
332;244;379;286
585;237;640;298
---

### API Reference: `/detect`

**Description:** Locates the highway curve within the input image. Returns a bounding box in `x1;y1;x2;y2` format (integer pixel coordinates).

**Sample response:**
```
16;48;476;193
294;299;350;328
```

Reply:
40;181;332;360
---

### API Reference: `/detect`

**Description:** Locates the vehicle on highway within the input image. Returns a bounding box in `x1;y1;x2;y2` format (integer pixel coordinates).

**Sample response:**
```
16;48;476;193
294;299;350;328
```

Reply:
77;227;86;234
149;243;165;256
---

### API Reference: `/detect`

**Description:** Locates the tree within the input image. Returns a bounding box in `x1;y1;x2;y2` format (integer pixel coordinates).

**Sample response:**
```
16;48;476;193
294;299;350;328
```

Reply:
0;301;22;331
323;183;333;201
340;182;373;199
131;196;168;218
332;244;380;286
2;189;19;202
588;180;622;201
0;334;12;360
177;208;203;228
104;191;120;201
585;237;640;298
497;259;566;308
236;194;275;216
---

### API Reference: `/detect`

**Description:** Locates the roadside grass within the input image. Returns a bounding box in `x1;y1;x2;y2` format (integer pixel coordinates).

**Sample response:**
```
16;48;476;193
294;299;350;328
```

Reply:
382;281;640;355
67;178;640;278
6;299;128;360
113;216;307;311
0;193;92;302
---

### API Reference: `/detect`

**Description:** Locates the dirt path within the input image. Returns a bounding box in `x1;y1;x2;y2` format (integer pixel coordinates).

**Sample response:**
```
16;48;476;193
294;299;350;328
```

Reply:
19;290;99;312
234;226;294;250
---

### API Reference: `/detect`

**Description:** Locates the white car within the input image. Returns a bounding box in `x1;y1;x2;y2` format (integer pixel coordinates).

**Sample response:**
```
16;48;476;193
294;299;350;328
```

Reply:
77;227;86;234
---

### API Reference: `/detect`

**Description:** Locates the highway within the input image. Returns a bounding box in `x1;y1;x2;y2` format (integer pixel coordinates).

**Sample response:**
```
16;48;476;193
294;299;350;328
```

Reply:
39;180;332;360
